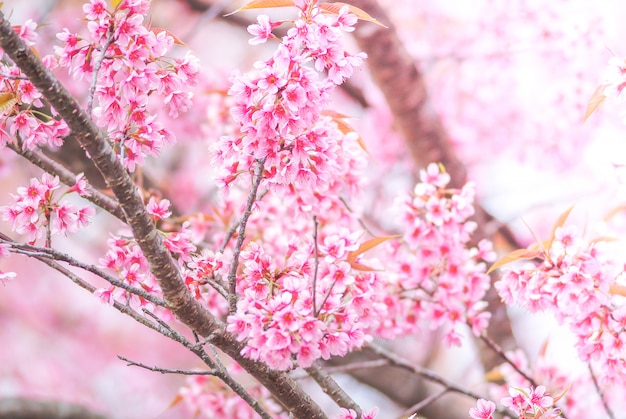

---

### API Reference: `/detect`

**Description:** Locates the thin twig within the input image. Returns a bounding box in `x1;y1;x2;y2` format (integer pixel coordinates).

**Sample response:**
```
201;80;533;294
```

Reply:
367;342;515;417
305;362;362;416
0;71;27;80
589;364;615;419
219;219;240;253
33;253;276;419
185;345;276;419
227;158;266;314
204;275;228;299
479;334;537;386
87;23;115;116
191;334;217;349
142;309;178;334
28;254;182;343
118;355;218;376
312;215;319;316
219;189;268;254
1;235;166;307
316;278;337;318
401;388;448;418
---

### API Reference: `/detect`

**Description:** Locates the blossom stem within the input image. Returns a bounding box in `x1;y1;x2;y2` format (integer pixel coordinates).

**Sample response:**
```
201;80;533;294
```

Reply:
227;157;266;314
312;215;319;315
87;22;115;116
589;364;615;419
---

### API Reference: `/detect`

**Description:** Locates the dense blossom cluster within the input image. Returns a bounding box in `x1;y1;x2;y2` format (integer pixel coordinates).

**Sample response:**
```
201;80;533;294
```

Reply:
214;1;389;371
382;163;495;346
213;1;367;213
54;0;199;171
0;173;94;244
494;226;626;385
97;232;161;309
227;234;387;370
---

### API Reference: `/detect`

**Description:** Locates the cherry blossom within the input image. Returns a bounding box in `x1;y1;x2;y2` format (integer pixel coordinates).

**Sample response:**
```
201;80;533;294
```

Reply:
469;399;496;419
0;173;94;244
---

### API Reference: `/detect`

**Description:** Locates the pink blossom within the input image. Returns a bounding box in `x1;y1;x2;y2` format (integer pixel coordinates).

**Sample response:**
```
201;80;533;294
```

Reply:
469;399;496;419
68;173;91;196
16;19;38;46
247;15;280;45
146;197;171;221
83;0;108;21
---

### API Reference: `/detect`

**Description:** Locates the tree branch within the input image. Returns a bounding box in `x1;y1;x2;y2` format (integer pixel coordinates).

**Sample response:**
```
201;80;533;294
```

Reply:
305;362;362;415
118;355;218;376
0;12;326;418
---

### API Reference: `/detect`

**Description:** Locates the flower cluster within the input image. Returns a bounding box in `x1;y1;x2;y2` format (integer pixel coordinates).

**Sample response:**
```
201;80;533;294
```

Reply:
0;19;70;151
97;199;197;309
0;173;94;244
494;225;626;384
213;2;367;213
181;249;229;316
383;163;495;345
217;2;384;371
470;386;561;419
227;235;387;370
97;233;161;309
55;0;199;171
